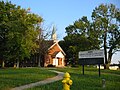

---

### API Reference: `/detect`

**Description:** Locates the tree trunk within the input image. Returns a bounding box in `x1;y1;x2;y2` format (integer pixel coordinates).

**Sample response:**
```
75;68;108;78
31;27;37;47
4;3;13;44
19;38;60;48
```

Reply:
38;54;41;67
106;63;110;69
104;31;108;69
38;34;41;67
2;60;5;68
16;59;19;68
14;63;16;68
108;48;113;63
106;48;113;69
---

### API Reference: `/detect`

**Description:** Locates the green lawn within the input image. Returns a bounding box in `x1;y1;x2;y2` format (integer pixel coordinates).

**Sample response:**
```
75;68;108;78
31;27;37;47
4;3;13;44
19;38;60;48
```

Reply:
0;68;57;90
27;67;120;90
0;67;120;90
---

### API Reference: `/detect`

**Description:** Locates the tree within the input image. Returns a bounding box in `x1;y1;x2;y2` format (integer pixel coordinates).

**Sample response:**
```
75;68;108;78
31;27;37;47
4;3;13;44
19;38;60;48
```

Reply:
61;4;120;68
35;23;53;67
92;4;120;69
59;16;101;65
0;1;43;68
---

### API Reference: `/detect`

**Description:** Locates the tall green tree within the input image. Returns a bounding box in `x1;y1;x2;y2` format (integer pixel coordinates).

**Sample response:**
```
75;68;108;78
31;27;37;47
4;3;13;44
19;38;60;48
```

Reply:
60;16;101;65
0;1;43;68
61;4;120;68
92;4;120;69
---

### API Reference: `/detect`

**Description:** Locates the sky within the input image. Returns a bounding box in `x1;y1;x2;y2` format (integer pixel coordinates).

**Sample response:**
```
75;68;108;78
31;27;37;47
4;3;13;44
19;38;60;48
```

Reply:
3;0;120;64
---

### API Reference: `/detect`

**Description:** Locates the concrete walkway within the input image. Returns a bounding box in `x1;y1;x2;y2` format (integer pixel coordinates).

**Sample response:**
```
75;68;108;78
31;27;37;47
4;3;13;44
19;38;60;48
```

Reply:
11;70;64;90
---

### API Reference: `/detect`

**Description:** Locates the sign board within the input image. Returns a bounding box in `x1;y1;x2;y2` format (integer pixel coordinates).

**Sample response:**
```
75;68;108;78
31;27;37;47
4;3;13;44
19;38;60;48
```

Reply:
78;50;104;65
78;50;104;77
79;50;104;59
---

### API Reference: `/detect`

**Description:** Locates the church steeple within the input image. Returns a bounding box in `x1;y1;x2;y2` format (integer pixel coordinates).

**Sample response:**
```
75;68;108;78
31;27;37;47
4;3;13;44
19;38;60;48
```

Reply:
51;25;57;42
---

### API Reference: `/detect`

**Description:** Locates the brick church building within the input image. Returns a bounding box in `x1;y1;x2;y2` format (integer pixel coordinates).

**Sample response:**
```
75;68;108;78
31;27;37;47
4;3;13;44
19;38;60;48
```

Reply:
44;26;66;67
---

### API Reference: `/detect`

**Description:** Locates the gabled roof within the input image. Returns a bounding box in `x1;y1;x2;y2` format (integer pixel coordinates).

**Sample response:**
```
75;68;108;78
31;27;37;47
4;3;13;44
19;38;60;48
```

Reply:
36;39;66;55
48;41;66;55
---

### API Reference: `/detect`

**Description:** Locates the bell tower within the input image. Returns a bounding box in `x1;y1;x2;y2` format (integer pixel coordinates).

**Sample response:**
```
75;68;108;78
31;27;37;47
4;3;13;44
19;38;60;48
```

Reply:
51;25;57;42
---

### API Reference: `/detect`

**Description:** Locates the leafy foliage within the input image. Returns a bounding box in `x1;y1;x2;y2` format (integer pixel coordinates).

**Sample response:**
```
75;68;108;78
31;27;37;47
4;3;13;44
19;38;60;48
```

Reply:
0;1;43;67
60;16;101;65
92;4;120;66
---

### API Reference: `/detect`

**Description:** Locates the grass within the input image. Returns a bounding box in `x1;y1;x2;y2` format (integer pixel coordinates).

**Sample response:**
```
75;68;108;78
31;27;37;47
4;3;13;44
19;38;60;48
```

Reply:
0;67;57;90
0;67;120;90
27;67;120;90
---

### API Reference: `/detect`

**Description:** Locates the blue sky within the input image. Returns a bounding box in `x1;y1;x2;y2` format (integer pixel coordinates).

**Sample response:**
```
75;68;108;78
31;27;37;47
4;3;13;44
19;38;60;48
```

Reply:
6;0;120;39
4;0;120;64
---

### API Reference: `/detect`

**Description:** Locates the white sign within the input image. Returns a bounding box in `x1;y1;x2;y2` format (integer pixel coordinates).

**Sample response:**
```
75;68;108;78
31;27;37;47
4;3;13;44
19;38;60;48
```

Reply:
79;50;104;59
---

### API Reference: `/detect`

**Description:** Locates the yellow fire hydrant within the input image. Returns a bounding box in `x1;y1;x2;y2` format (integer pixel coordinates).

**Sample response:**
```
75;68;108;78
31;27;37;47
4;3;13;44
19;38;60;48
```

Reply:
62;72;73;90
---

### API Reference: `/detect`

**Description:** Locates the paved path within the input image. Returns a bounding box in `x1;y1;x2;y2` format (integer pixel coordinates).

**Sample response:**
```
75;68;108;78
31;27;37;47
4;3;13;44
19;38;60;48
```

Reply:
11;70;64;90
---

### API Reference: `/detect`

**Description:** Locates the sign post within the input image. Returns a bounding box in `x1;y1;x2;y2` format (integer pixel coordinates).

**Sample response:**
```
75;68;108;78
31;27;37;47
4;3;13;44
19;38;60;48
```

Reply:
78;50;104;77
82;64;84;75
98;64;100;77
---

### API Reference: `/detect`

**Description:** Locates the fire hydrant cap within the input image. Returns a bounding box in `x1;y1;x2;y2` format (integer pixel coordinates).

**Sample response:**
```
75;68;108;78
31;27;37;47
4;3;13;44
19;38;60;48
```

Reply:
64;72;70;78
